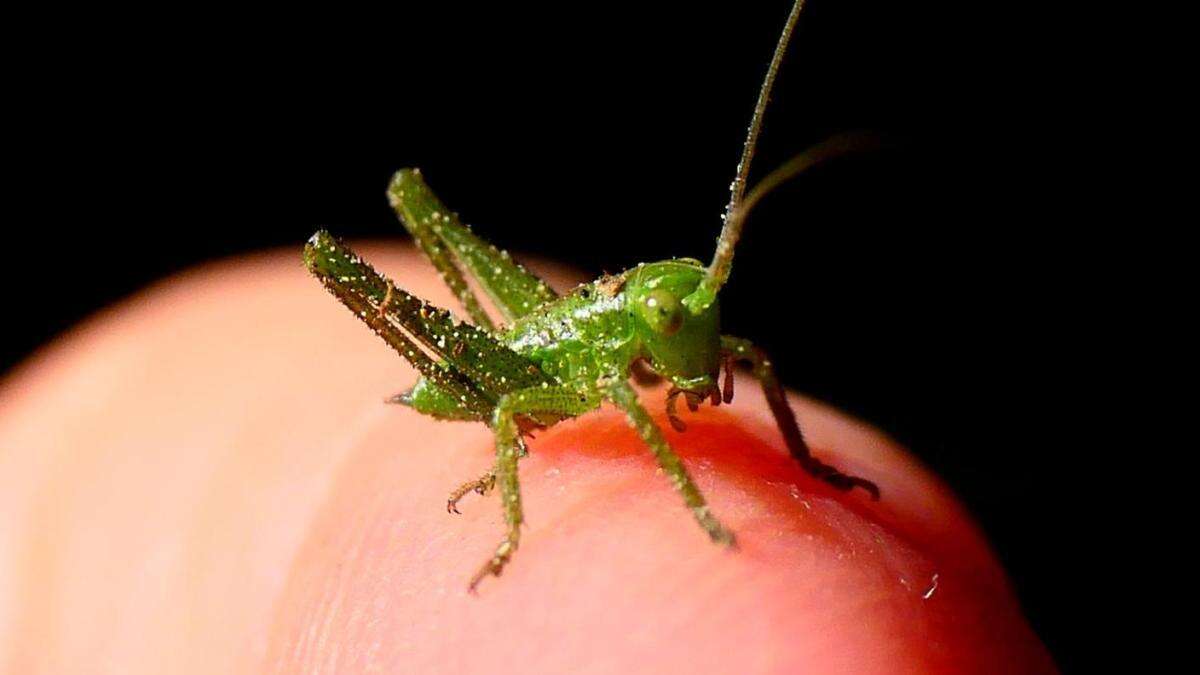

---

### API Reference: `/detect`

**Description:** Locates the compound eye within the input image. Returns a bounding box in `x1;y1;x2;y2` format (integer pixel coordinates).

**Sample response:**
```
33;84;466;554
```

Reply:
644;289;684;335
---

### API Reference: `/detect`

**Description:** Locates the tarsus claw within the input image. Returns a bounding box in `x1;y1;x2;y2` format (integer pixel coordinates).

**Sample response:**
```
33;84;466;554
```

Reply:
807;460;881;500
447;470;497;515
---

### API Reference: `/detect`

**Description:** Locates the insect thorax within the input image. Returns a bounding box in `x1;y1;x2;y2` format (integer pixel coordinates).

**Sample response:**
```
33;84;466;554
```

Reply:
503;259;722;393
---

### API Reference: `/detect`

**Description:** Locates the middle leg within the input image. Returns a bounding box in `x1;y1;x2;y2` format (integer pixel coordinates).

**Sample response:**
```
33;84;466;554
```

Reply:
468;386;601;591
445;437;525;514
447;469;496;514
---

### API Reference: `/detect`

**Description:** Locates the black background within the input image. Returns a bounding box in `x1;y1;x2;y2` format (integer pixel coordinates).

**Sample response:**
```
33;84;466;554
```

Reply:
8;1;1089;671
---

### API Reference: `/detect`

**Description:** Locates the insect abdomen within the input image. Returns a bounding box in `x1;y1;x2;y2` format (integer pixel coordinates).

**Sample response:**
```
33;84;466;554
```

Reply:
393;376;487;422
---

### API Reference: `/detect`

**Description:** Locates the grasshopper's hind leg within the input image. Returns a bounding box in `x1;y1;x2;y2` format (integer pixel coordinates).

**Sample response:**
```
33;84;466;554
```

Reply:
389;169;559;327
721;336;879;500
606;381;736;546
469;386;600;592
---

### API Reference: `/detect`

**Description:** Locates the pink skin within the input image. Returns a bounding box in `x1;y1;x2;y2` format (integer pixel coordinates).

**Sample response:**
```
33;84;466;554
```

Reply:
0;244;1056;674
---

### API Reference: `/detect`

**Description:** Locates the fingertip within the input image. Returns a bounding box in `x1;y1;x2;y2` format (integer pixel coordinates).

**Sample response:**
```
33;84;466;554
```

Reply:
0;245;1054;674
266;389;1055;674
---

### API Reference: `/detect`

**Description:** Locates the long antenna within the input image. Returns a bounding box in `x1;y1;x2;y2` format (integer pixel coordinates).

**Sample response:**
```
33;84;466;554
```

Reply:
727;132;880;238
726;0;805;220
685;0;805;313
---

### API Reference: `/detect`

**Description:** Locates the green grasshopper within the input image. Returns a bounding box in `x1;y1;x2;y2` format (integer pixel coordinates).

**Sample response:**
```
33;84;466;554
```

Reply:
303;0;877;591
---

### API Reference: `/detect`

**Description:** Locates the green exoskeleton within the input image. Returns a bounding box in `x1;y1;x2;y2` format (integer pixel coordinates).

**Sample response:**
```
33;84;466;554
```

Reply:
303;0;878;591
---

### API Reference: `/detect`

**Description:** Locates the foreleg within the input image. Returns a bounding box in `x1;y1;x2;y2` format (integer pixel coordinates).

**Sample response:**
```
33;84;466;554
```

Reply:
606;381;735;546
722;335;879;500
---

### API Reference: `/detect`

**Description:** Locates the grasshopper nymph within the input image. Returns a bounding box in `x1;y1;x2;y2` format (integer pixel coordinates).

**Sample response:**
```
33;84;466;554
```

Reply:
304;0;878;591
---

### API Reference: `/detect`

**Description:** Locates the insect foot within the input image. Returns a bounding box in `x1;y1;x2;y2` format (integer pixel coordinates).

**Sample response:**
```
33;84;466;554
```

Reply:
695;505;738;549
447;470;497;514
805;459;881;501
468;538;516;593
665;387;703;432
